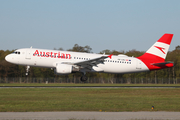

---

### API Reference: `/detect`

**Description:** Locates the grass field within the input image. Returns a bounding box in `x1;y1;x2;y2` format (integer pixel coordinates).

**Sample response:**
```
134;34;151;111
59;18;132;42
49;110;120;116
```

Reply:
0;87;180;112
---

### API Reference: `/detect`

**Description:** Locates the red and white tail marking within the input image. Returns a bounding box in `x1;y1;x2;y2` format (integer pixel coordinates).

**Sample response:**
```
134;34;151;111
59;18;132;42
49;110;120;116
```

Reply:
137;33;173;70
145;33;173;60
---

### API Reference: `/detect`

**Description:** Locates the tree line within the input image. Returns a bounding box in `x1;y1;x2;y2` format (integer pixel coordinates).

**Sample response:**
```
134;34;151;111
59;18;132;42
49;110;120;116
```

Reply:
0;44;180;84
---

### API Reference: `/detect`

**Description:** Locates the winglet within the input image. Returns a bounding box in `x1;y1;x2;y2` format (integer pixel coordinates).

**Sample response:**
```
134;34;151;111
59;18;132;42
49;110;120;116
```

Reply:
108;54;113;59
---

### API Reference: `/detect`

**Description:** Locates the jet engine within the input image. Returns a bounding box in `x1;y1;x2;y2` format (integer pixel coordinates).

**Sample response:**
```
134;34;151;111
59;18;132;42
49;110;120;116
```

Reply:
55;63;72;74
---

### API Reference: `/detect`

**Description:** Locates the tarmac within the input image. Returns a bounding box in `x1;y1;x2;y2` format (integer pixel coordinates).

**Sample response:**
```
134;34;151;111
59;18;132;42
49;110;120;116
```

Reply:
0;111;180;120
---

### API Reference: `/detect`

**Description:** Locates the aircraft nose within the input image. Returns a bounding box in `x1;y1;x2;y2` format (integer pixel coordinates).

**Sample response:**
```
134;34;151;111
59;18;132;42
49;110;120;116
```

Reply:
5;55;10;62
5;54;13;63
5;54;19;64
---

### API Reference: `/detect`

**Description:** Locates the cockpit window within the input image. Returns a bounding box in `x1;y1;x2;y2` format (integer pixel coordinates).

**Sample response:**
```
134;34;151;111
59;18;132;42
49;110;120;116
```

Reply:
13;51;20;54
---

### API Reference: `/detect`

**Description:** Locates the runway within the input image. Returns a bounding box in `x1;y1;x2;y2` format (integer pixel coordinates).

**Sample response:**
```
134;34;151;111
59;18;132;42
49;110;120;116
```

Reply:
0;112;180;120
0;86;180;88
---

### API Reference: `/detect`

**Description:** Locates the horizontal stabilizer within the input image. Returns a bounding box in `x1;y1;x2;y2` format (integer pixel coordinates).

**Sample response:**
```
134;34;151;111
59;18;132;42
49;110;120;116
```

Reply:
151;62;174;67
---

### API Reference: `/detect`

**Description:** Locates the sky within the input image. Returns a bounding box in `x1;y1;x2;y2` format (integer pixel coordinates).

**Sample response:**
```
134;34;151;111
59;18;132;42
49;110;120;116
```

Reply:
0;0;180;53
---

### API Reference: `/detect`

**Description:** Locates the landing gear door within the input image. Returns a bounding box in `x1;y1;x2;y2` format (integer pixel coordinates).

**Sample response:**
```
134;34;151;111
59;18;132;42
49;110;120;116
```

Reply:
26;49;31;59
136;59;142;69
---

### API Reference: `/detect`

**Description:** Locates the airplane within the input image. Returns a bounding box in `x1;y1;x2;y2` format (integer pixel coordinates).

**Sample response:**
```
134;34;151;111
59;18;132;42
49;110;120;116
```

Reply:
5;33;174;81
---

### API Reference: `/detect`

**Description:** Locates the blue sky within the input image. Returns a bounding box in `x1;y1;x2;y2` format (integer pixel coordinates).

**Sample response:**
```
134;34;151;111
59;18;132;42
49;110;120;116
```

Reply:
0;0;180;53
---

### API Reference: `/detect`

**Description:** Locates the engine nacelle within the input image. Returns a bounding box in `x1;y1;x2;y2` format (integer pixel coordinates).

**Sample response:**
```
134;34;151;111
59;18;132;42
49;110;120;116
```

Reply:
55;63;72;74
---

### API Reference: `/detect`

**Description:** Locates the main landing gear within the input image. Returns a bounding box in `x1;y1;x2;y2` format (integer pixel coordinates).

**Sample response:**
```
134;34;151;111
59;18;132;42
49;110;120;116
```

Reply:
80;72;88;82
80;75;88;82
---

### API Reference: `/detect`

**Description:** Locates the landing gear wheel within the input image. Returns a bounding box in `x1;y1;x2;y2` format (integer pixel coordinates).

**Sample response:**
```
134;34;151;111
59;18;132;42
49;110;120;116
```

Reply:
26;66;30;76
80;75;88;82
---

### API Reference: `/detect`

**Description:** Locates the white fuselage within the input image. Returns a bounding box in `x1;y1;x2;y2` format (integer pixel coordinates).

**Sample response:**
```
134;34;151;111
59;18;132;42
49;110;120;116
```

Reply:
5;34;174;77
5;48;149;74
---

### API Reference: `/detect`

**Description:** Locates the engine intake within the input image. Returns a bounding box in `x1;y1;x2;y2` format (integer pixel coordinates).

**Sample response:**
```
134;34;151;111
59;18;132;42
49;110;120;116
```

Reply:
55;63;72;74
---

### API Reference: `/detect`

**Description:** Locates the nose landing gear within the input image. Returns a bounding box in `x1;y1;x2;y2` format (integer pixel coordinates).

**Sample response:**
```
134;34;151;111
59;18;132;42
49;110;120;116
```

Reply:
26;66;30;75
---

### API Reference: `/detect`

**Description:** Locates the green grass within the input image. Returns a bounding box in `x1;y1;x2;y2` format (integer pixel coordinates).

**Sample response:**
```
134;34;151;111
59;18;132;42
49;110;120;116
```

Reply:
0;83;180;86
0;88;180;112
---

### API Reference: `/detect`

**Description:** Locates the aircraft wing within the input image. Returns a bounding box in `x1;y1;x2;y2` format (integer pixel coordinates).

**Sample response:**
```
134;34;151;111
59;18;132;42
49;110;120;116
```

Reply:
73;54;113;70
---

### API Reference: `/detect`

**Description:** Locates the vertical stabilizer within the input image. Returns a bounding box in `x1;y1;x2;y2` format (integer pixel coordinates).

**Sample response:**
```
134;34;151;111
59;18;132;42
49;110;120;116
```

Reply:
138;33;173;62
137;33;174;70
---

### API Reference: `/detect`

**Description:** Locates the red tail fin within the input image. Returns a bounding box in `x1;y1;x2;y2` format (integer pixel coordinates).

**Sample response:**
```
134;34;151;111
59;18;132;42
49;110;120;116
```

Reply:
137;33;173;70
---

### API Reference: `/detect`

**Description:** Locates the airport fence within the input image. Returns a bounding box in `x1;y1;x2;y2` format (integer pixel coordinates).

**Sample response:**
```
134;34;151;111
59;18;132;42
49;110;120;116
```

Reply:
0;77;179;84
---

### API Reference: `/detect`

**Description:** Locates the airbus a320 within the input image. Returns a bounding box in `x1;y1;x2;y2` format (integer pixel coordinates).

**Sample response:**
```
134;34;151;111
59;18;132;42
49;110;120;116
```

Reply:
5;34;174;81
